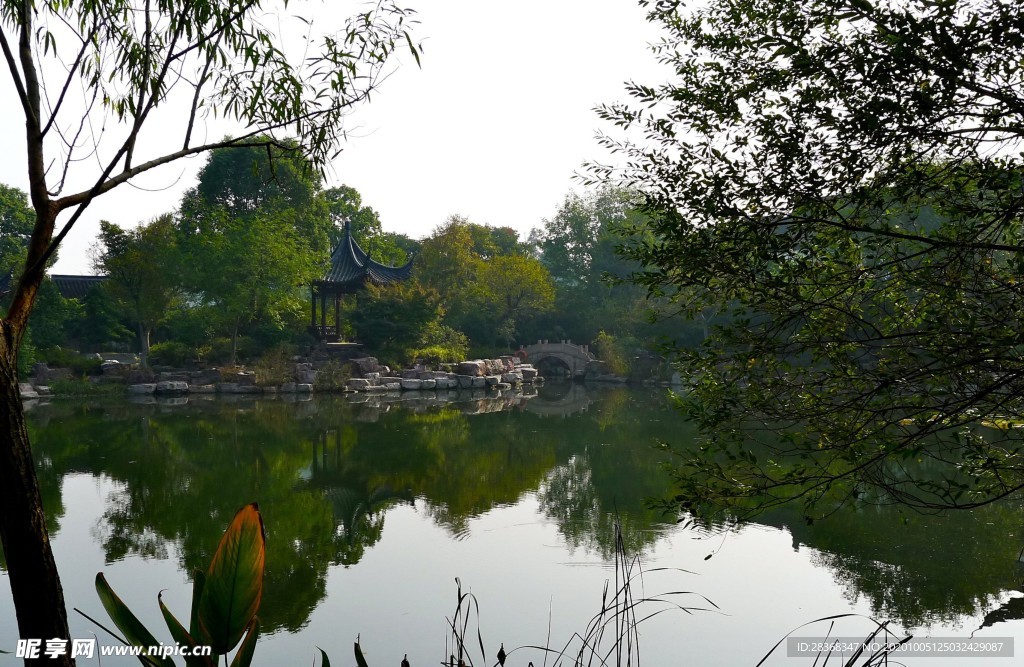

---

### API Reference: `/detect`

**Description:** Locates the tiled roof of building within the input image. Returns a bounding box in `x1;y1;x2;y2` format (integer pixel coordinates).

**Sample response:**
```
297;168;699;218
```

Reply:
0;271;108;300
50;275;107;299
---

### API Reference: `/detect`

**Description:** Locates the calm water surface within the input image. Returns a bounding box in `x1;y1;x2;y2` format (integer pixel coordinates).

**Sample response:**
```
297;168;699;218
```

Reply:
2;384;1024;666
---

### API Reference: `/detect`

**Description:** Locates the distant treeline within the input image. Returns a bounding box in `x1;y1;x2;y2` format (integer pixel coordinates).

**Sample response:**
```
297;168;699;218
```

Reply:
0;144;703;374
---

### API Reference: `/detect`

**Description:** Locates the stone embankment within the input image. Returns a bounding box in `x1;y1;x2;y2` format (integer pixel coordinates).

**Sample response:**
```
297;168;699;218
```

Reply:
344;356;542;394
19;355;542;400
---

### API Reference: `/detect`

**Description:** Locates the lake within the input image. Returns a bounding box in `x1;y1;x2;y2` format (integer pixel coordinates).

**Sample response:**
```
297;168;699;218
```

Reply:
2;384;1023;666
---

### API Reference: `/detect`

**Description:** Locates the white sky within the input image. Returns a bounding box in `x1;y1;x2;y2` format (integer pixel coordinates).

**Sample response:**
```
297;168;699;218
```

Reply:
0;1;667;274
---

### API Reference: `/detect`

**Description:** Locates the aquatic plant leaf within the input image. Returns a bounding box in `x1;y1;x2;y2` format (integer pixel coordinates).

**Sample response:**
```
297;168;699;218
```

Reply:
317;647;331;667
159;592;213;667
354;639;369;667
95;573;174;667
190;569;206;636
198;503;266;654
229;618;260;667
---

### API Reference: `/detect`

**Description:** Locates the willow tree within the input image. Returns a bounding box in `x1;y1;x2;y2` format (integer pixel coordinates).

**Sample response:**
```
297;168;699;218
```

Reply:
0;1;418;661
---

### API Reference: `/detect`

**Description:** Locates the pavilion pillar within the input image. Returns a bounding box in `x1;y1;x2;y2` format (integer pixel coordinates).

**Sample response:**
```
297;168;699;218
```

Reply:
311;286;317;330
320;292;327;332
334;296;340;341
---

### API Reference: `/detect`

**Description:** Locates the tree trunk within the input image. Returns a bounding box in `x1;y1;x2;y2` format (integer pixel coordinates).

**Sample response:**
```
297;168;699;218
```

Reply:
230;317;240;366
139;322;151;367
0;325;74;667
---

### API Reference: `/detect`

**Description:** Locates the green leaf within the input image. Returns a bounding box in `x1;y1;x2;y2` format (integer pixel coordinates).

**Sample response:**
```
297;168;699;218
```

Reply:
197;503;266;654
229;619;260;667
317;647;331;667
159;592;213;667
190;570;206;637
354;640;369;667
95;573;174;667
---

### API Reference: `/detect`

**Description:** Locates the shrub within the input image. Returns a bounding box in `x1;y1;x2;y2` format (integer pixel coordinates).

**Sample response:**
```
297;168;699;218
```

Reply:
253;344;298;387
207;336;259;364
148;341;192;367
314;360;351;391
37;346;102;376
592;331;630;376
407;344;465;366
48;378;123;397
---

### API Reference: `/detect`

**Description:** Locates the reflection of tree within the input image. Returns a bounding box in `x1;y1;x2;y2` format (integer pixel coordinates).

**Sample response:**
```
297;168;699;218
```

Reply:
763;502;1024;628
18;386;1021;637
538;389;684;558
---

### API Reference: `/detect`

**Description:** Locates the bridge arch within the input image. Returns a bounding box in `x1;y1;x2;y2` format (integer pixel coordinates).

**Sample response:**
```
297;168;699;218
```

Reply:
520;341;595;378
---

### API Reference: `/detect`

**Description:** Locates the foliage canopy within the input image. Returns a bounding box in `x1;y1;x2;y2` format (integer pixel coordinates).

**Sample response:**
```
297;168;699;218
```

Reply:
594;0;1024;516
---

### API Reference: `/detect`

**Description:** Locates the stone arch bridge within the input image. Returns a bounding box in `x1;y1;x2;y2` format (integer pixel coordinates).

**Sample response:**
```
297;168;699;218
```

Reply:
519;341;596;378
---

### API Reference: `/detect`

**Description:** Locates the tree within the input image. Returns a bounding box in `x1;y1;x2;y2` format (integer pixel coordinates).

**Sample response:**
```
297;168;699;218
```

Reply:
0;1;418;660
0;184;33;274
93;216;181;365
467;255;555;347
593;0;1024;518
531;188;658;345
350;282;443;362
323;185;407;265
414;216;551;348
178;145;327;363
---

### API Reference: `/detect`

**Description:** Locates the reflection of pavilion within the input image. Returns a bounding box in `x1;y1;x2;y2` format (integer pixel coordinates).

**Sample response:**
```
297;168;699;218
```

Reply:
309;221;414;341
305;428;414;565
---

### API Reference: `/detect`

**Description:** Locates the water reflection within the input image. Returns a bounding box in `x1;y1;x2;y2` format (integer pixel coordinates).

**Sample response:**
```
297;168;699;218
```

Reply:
4;385;1024;639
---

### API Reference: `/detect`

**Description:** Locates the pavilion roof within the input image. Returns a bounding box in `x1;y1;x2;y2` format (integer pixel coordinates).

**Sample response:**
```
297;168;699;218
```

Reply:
317;221;413;291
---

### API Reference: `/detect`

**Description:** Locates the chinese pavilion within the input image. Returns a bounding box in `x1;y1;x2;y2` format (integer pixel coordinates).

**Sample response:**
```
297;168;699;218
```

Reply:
310;221;414;341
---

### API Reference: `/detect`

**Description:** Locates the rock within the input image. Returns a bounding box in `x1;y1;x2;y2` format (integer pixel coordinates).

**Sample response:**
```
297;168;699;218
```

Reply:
420;379;437;389
348;378;372;391
349;357;381;375
155;381;189;394
293;362;313;373
380;376;403;384
385;382;401;391
35;366;70;383
484;375;500;386
434;378;452;389
235;372;257;386
365;372;381;383
297;370;318;384
457;361;484;377
100;360;121;374
217;383;239;393
418;371;434;380
402;369;420;379
127;369;156;383
191;384;217;394
236;385;262;394
401;378;422;390
158;371;189;382
520;366;538;380
35;385;52;396
128;383;156;395
501;372;523;384
190;369;222;385
295;383;313;393
280;382;297;393
495;382;512;390
471;377;487;388
19;383;39;400
457;375;474;388
365;385;387;394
